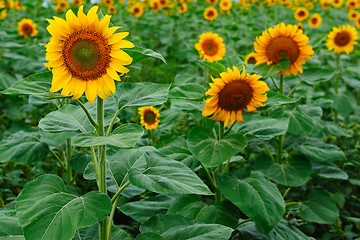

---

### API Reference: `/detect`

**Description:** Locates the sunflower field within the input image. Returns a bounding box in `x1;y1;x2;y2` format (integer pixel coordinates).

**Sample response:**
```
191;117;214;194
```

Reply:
1;0;360;239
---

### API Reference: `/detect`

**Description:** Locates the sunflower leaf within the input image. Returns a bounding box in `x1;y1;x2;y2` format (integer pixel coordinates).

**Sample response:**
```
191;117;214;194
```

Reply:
252;58;290;78
125;47;166;65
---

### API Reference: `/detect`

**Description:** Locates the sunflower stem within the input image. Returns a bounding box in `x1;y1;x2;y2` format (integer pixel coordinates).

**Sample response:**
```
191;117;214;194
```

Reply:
224;121;236;137
279;74;284;95
75;99;99;129
204;67;209;88
65;138;72;185
270;77;280;91
334;54;340;94
91;146;100;189
287;80;302;97
106;109;122;137
97;97;108;240
262;142;275;162
200;162;217;192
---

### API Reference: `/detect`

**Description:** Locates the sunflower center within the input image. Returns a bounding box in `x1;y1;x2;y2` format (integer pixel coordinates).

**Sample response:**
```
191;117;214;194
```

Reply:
248;56;257;64
22;23;33;35
298;10;305;17
202;39;218;56
266;36;299;64
208;10;214;16
62;29;110;81
134;7;140;13
144;110;156;124
218;80;253;111
334;31;351;46
311;17;318;24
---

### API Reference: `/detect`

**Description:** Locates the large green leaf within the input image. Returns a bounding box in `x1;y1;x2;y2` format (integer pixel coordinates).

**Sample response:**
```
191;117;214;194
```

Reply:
254;156;312;187
112;82;170;110
73;224;132;240
1;71;61;98
72;124;143;147
333;91;357;118
167;195;208;220
200;61;226;76
252;58;290;78
187;126;247;167
237;219;310;240
39;104;94;133
128;151;212;195
311;161;348;180
294;137;346;162
237;115;289;140
322;121;352;137
265;91;301;108
299;67;334;85
0;216;24;240
16;174;112;240
124;47;166;65
0;131;49;163
168;83;206;100
170;99;204;111
140;214;194;234
161;223;233;240
298;190;339;224
217;172;285;232
120;195;176;223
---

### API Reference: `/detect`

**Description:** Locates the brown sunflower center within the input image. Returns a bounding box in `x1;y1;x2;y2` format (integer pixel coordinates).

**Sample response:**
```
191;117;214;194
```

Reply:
352;13;357;18
334;31;351;46
201;39;219;56
223;2;228;6
21;23;33;35
311;17;318;24
218;80;253;111
144;110;156;124
62;29;110;81
134;7;140;13
207;10;214;17
266;36;299;64
248;56;257;64
298;10;305;17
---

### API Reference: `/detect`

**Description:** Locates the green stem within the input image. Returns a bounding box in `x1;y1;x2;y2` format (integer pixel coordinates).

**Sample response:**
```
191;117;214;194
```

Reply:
204;67;209;88
276;133;286;163
285;201;300;207
65;138;72;185
279;74;284;95
91;147;100;189
50;149;65;169
219;121;225;140
97;98;108;240
106;109;122;137
200;163;217;191
212;128;218;140
224;121;236;137
223;158;231;173
334;54;340;94
270;77;280;91
287;80;302;97
235;218;251;228
282;187;291;199
75;99;99;129
262;142;275;162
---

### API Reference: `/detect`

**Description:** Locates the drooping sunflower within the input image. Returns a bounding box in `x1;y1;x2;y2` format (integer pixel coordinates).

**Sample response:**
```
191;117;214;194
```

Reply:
308;13;322;28
203;6;218;21
44;6;134;104
348;9;359;21
107;5;117;14
129;3;144;17
202;65;269;127
138;106;160;130
326;25;359;54
244;52;259;65
195;31;226;62
17;18;38;38
294;7;309;21
219;0;232;10
253;23;314;76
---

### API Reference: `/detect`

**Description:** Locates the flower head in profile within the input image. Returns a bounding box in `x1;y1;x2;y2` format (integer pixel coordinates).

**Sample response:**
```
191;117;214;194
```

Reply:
308;13;322;28
139;106;160;130
253;23;314;76
45;6;134;104
195;31;226;62
326;25;359;54
17;18;38;38
203;6;218;21
203;65;269;127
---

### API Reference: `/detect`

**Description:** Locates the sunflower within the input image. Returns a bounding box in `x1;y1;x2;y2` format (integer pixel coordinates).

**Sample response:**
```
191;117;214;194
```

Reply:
107;5;117;14
138;106;160;130
320;0;331;8
202;65;269;127
17;18;38;38
253;23;314;76
346;0;358;9
326;25;359;54
308;13;322;28
159;0;168;8
206;0;219;5
244;52;259;64
348;9;359;21
296;22;304;31
294;7;309;21
44;6;134;104
150;0;160;12
178;3;187;13
332;0;343;7
0;9;7;20
72;0;85;6
129;3;144;17
355;16;360;28
203;6;218;21
195;31;226;62
103;0;114;6
219;0;232;10
55;0;70;12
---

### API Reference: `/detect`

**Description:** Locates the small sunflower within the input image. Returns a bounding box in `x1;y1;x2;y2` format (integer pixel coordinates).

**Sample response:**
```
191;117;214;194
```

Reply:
107;5;117;14
203;6;218;21
348;9;359;21
320;0;331;8
159;0;168;8
294;7;309;21
72;0;85;6
45;6;134;104
296;22;304;31
308;13;322;28
150;0;160;12
346;0;358;9
219;0;232;10
202;65;269;127
332;0;343;7
129;3;144;17
0;9;7;20
139;106;160;130
195;31;226;62
355;16;360;28
253;23;314;76
17;18;38;38
55;0;70;12
206;0;219;5
103;0;114;6
244;52;259;65
326;25;359;54
178;3;187;13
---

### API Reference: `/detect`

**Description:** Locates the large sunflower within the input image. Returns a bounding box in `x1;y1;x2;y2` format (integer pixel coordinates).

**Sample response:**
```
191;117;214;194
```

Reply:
202;66;269;127
326;25;359;54
45;6;134;104
195;31;226;62
203;6;218;21
253;23;314;76
17;18;38;38
139;106;160;130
